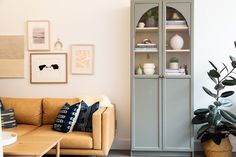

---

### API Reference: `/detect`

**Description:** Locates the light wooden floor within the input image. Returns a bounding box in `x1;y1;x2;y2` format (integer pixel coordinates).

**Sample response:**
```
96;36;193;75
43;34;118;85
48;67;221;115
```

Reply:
44;150;205;157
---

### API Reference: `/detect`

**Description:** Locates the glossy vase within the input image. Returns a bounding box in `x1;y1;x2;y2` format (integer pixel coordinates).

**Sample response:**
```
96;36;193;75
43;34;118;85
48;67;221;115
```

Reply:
203;137;232;157
170;34;184;50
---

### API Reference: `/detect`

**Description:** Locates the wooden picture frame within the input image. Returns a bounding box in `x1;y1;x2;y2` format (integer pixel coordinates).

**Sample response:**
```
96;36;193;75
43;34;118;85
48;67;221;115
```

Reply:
27;20;50;51
30;53;67;84
71;44;94;74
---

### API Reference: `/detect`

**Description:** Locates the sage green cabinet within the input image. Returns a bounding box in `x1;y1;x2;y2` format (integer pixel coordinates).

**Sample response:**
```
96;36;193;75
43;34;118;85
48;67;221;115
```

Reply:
131;0;193;156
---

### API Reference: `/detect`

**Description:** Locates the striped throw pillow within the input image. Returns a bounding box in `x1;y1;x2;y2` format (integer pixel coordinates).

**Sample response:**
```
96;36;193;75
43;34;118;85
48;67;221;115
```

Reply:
1;108;17;128
52;102;81;133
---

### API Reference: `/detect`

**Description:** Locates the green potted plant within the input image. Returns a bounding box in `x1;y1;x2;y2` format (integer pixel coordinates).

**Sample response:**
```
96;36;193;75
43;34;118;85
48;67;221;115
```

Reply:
169;57;179;69
192;56;236;157
146;9;158;27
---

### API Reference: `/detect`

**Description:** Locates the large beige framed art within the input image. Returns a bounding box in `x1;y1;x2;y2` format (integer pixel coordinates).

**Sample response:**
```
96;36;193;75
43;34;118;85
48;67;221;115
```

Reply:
0;35;24;78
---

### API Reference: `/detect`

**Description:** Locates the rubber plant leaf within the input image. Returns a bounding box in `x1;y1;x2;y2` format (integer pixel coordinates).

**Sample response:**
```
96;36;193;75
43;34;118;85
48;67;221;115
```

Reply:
207;72;217;84
220;110;236;123
208;69;220;78
202;86;217;99
222;79;236;86
192;114;208;124
194;108;209;115
221;91;234;98
219;99;233;107
209;61;217;71
197;124;209;139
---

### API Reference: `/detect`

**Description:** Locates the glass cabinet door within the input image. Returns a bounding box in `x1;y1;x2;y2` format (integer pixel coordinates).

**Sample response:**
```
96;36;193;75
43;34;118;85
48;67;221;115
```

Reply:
163;4;191;77
133;3;160;77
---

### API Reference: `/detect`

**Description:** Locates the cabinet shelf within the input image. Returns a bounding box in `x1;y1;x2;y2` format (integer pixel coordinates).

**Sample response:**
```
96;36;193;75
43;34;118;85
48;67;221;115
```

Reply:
166;49;190;53
136;26;188;32
134;49;159;53
134;74;159;79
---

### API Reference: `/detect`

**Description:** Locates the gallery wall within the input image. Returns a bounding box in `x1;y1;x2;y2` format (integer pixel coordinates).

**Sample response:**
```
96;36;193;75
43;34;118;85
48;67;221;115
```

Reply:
0;0;130;149
2;0;236;151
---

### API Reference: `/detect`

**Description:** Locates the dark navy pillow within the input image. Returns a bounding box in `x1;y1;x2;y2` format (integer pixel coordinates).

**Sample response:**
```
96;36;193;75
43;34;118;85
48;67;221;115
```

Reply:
73;101;99;132
0;99;4;111
52;102;81;133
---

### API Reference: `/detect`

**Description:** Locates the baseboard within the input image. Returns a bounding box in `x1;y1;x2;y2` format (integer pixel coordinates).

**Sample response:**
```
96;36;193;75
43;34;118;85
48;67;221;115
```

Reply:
111;138;130;150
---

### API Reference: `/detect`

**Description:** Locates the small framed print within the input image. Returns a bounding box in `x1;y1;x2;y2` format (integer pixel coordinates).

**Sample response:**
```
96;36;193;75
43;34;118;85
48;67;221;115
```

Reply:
30;53;67;84
71;44;94;74
27;20;50;51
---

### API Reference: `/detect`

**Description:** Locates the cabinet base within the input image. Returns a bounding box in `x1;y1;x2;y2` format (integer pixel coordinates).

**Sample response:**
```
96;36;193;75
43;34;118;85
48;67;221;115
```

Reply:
131;151;193;157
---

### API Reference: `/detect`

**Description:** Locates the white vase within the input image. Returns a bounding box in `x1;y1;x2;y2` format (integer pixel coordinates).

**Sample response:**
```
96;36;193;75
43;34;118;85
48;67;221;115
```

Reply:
169;62;179;69
170;34;184;50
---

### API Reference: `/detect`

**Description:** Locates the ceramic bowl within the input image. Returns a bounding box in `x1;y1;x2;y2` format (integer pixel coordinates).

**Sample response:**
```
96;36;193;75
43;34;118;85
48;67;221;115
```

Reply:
144;68;155;75
143;63;155;68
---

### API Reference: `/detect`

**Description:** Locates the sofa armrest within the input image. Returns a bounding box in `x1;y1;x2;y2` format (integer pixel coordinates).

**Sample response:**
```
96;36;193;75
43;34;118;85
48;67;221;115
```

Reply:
102;105;115;155
92;107;106;149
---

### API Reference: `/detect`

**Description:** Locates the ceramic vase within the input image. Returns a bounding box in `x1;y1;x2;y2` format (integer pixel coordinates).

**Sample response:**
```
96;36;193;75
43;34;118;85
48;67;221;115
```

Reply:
146;16;156;27
170;34;184;50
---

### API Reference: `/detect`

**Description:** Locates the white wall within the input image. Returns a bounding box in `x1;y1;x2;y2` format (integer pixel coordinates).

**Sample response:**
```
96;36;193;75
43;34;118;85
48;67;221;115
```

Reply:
0;0;130;149
2;0;236;151
194;0;236;151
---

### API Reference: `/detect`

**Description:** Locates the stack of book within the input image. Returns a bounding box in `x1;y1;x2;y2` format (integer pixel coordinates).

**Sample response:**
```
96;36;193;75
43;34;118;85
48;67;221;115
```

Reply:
135;43;158;51
165;68;185;75
166;20;187;27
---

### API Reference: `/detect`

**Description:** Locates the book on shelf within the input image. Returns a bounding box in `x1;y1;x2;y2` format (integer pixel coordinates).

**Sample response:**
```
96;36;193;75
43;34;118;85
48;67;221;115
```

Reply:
134;47;158;51
166;20;187;25
165;68;185;75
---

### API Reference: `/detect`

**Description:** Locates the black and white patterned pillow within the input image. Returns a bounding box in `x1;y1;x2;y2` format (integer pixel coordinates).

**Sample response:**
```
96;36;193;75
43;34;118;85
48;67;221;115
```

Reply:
73;101;99;132
1;108;17;128
52;102;81;133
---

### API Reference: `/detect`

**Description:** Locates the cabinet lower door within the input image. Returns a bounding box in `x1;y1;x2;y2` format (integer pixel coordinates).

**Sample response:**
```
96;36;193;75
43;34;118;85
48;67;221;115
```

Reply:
163;78;192;151
132;79;160;150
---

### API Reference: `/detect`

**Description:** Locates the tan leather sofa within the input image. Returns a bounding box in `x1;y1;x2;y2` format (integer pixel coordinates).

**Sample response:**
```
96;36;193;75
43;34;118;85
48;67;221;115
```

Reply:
2;97;115;156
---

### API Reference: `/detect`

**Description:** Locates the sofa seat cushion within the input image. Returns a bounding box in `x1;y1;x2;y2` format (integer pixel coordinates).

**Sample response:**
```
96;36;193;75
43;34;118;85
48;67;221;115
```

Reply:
1;97;42;126
43;98;80;124
2;124;38;136
28;125;93;149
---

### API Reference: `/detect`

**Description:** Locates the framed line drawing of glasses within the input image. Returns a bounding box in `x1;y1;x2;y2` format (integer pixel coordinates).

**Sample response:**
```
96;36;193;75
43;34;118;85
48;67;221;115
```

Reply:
30;53;67;84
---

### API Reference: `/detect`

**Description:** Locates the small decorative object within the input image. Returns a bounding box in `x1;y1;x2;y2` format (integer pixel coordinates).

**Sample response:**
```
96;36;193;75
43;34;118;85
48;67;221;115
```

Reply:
138;22;145;28
171;12;181;20
143;38;152;44
143;63;155;75
192;56;236;157
30;53;67;84
170;34;184;50
146;9;158;27
184;64;188;75
54;38;63;51
71;44;94;75
136;64;143;75
169;57;179;69
27;20;50;51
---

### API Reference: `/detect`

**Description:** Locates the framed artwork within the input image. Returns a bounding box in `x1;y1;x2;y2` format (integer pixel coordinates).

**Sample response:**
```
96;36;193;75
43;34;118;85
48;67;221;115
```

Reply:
71;44;94;74
0;35;24;78
27;20;50;51
30;53;67;84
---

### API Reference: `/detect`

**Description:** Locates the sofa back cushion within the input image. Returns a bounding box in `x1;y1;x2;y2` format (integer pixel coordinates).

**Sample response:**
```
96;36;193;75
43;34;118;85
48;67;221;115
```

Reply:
1;97;42;126
42;98;80;124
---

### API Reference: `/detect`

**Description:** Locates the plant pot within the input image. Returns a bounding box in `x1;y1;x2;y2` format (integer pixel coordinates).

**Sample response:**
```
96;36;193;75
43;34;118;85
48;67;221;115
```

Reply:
169;62;179;69
203;137;232;157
